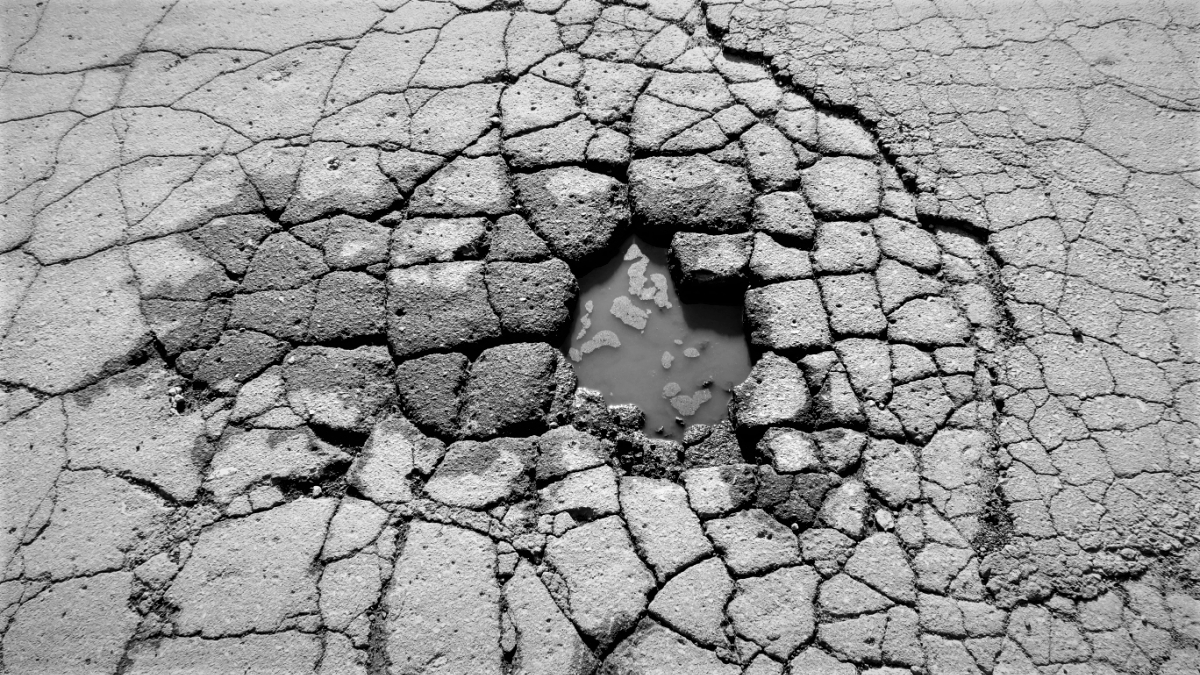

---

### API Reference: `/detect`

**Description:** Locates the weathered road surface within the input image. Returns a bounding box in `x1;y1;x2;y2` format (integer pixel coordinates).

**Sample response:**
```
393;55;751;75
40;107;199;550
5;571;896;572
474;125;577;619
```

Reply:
0;0;1196;673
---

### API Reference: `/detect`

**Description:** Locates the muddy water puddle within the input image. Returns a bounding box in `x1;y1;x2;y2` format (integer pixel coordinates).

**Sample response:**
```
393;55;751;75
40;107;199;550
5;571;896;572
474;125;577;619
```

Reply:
563;236;751;436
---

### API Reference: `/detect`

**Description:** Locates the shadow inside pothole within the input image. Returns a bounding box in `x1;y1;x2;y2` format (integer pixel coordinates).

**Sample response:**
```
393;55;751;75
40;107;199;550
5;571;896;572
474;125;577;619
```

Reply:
563;235;751;437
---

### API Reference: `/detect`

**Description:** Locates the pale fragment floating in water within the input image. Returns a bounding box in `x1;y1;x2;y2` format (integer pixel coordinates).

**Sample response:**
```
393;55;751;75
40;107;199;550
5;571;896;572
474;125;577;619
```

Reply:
661;351;674;369
647;273;672;308
569;347;582;362
625;244;672;308
663;382;682;397
673;339;683;345
670;389;712;416
610;295;649;330
581;329;620;355
628;256;649;296
684;347;700;358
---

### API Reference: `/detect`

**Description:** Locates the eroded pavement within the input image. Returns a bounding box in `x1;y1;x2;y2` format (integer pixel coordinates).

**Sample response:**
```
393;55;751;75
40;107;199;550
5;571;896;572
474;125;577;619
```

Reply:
0;0;1197;673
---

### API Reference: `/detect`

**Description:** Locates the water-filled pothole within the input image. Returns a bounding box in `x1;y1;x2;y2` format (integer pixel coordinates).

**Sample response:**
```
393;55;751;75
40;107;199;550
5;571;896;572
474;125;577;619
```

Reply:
563;235;752;436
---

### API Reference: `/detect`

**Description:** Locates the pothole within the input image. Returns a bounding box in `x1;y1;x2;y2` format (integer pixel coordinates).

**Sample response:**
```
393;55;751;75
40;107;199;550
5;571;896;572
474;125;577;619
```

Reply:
564;235;751;437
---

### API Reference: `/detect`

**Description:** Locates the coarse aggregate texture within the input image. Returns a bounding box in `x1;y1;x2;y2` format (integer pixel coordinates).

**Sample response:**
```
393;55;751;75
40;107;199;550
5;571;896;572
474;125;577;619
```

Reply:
0;0;1196;674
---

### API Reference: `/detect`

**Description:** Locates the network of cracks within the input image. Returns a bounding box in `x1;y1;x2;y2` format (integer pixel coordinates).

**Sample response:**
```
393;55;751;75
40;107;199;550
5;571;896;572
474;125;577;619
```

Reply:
2;1;1195;674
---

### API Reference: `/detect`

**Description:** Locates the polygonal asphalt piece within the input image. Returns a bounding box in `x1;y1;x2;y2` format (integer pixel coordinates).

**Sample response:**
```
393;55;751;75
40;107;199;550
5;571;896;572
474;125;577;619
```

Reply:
280;142;397;223
729;565;820;659
648;557;734;648
0;250;149;394
322;497;389;561
628;154;753;237
535;424;612;482
515;166;629;267
389;216;487;268
704;508;799;576
229;284;315;341
166;498;335;637
819;273;887;337
730;352;811;428
745;279;832;352
505;560;597;675
425;436;534;509
800;156;881;219
308;271;386;341
458;342;564;439
319;552;384;630
539;464;620;519
751;191;815;242
20;469;170;581
352;415;446;503
387;261;502;359
873;217;940;271
409;155;515;216
619;475;713;581
760;427;820;473
544;515;656;649
682;464;757;518
203;426;349;504
667;231;752;302
812;220;880;273
486;213;552;262
888;297;971;346
818;479;869;539
187;329;289;392
742;122;800;191
862;438;920;508
844;533;917;603
682;420;744;468
485;258;578;340
601;619;739;675
283;345;394;432
394;352;470;438
749;232;813;283
384;521;501;675
813;111;877;157
817;573;893;617
64;360;205;501
2;571;140;675
241;232;328;292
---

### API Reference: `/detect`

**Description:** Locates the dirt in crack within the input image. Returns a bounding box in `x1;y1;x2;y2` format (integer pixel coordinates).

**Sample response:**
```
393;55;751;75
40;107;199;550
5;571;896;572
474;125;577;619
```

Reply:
563;235;751;436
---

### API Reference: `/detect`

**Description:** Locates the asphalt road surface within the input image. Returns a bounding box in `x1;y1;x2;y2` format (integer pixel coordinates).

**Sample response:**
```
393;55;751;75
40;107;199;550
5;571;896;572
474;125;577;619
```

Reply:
0;1;1196;673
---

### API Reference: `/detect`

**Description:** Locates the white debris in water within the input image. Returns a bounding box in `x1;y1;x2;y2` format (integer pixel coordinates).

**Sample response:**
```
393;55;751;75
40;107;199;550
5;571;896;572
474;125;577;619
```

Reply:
661;352;674;369
581;330;621;355
647;273;672;308
625;245;672;308
663;382;682;397
569;347;582;362
610;295;649;330
673;339;683;345
628;256;649;296
684;348;700;358
670;389;712;416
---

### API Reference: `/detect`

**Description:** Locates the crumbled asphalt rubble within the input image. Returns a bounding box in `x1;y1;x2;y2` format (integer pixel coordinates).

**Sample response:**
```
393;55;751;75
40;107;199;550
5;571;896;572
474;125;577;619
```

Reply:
0;0;1197;674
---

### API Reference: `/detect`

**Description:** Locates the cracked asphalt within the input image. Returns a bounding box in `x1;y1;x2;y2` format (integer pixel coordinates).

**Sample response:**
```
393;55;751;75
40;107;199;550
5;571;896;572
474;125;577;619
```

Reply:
0;0;1196;673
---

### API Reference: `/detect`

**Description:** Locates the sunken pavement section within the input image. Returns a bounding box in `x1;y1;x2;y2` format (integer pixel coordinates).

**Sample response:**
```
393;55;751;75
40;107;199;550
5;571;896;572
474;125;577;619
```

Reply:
0;0;1197;674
